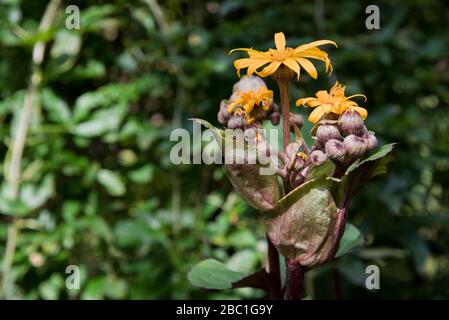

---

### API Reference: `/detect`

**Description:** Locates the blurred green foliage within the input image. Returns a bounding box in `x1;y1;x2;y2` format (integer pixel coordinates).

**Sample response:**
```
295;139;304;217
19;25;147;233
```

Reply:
0;0;448;299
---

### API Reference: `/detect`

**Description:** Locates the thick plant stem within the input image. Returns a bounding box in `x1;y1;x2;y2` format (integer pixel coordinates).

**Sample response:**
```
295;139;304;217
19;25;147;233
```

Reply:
275;73;306;300
266;234;282;299
285;260;304;300
274;71;307;300
278;81;291;150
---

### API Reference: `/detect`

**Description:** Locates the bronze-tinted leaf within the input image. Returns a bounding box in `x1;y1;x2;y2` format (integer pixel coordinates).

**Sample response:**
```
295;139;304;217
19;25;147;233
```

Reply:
263;178;341;267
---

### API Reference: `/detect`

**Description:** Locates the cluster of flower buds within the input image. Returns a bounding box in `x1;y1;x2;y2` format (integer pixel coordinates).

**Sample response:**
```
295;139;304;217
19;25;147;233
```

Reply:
312;110;378;165
217;76;280;129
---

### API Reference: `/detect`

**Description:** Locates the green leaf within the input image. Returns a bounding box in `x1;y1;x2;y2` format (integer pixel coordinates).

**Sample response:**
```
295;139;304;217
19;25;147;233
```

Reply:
345;143;396;175
190;118;224;141
336;223;365;257
72;103;126;137
188;259;249;290
50;30;81;68
128;165;154;184
337;143;396;201
40;88;72;123
306;160;336;181
97;169;126;196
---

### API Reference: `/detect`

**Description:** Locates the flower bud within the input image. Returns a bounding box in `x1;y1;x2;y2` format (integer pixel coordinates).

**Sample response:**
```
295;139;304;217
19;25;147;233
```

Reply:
316;125;341;143
293;173;305;187
270;111;280;125
285;142;300;158
364;133;378;151
343;134;367;158
339;110;365;136
218;100;231;125
232;75;266;93
284;142;306;170
310;150;327;166
227;115;246;129
290;113;304;129
325;139;346;161
293;155;306;171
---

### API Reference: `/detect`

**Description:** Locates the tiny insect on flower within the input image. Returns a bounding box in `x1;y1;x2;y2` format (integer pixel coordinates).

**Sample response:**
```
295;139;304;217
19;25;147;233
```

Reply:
230;32;337;81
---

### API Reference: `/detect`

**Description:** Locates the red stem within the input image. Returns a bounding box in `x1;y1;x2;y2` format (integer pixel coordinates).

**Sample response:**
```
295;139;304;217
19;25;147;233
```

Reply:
266;234;282;299
275;77;305;300
285;260;304;300
278;81;291;150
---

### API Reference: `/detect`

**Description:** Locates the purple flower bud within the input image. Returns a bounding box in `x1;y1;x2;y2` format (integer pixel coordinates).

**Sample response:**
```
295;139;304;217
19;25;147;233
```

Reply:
270;112;280;125
218;100;231;125
290;113;304;129
285;142;300;157
227;115;246;129
343;134;367;158
339;110;365;136
310;150;328;166
325;139;346;161
316;125;341;143
364;133;378;151
293;156;306;171
293;173;306;187
232;75;267;93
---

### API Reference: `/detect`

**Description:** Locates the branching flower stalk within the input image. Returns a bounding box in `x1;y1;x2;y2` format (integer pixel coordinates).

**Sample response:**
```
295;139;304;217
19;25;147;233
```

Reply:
195;31;395;300
230;32;336;300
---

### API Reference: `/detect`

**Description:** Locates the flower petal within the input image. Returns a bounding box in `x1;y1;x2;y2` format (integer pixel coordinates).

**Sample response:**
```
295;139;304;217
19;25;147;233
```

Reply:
296;97;316;107
234;58;254;76
229;47;253;55
296;58;318;79
308;106;325;123
229;48;270;59
345;94;367;102
228;101;238;113
274;32;286;50
257;61;281;78
352;106;368;120
322;103;333;113
294;40;337;53
247;59;271;75
282;58;301;80
297;48;333;74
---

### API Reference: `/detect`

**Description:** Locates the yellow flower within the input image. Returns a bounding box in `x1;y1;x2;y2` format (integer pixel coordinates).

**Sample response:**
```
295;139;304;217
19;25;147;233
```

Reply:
296;82;367;123
230;32;337;80
227;86;273;122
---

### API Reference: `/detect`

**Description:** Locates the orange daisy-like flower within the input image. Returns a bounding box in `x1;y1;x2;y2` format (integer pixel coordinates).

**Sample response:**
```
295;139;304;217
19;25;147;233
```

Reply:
227;86;273;122
296;82;368;123
230;32;337;80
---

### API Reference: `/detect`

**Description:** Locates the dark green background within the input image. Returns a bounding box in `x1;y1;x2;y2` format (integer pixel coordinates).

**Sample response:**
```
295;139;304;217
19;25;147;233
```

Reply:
0;0;448;299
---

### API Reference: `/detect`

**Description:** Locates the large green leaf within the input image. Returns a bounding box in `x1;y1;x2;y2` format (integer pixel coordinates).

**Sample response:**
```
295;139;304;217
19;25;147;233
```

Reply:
187;259;250;290
345;143;396;176
336;143;396;202
306;160;336;181
336;223;365;257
